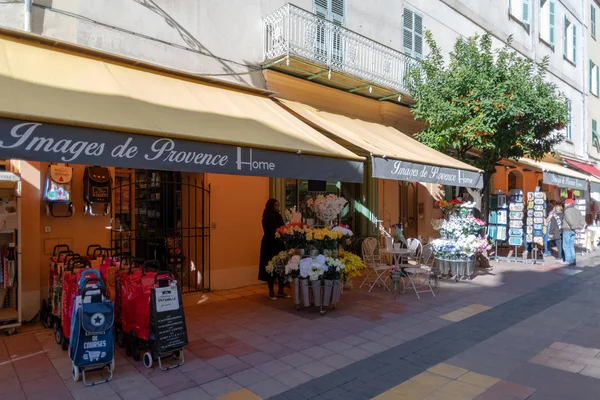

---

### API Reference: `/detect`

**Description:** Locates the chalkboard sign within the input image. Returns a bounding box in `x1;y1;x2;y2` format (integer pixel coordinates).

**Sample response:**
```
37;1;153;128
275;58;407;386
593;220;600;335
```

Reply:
150;285;188;354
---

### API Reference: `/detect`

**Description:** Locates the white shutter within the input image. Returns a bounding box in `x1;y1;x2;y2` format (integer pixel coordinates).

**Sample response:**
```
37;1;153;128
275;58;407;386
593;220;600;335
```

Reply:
573;23;577;63
314;0;328;18
522;0;530;24
403;9;414;56
414;14;423;59
331;0;345;25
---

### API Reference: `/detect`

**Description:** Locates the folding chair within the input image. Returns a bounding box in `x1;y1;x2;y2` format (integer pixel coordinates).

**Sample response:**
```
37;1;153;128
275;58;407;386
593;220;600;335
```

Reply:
359;237;390;292
401;243;438;299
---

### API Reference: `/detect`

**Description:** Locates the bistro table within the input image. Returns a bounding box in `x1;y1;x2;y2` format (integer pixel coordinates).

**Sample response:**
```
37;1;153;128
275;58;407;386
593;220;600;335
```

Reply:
381;247;415;266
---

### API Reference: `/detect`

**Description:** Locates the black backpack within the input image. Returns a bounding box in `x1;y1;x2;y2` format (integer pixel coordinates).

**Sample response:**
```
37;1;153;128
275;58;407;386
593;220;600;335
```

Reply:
83;166;112;216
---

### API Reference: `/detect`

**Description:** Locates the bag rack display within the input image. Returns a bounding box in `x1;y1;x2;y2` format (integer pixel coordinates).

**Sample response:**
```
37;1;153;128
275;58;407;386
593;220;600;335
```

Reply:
0;171;20;336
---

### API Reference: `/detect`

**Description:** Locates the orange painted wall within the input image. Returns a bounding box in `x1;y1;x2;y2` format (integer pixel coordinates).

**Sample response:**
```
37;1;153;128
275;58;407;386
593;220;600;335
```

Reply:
205;173;269;290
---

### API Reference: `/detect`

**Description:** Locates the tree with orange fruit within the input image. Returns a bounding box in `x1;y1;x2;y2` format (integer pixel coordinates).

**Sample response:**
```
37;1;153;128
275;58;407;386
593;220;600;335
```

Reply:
405;32;567;216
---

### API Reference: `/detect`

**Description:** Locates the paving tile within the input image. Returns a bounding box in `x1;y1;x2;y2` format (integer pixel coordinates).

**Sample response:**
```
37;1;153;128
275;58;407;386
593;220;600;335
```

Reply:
70;383;116;400
273;368;312;387
201;377;242;398
229;367;270;387
438;380;486;398
208;354;244;370
458;372;501;389
278;352;313;368
320;353;354;369
297;360;336;378
167;386;214;400
255;359;294;377
238;352;273;367
427;363;469;379
185;365;226;385
246;378;289;398
300;346;334;360
340;346;373;361
488;380;536;399
580;365;600;379
118;383;164;400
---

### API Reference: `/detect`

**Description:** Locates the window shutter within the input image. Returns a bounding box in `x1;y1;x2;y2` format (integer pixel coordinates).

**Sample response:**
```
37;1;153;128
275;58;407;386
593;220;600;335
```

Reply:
414;13;423;59
314;0;328;18
403;9;414;55
573;24;577;63
563;17;568;58
594;120;597;134
591;60;594;93
522;0;530;24
331;0;345;25
549;0;555;45
596;64;599;95
593;6;597;38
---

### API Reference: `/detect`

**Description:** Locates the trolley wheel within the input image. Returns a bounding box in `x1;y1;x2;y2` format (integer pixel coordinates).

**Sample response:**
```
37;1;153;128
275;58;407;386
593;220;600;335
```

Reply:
320;310;326;316
55;324;63;345
173;350;181;359
143;352;153;369
5;327;16;336
61;336;68;351
116;331;125;348
72;365;80;382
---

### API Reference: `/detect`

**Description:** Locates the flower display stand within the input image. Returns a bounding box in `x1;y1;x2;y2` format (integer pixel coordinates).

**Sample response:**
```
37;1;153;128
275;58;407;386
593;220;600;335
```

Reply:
435;257;475;281
292;278;341;316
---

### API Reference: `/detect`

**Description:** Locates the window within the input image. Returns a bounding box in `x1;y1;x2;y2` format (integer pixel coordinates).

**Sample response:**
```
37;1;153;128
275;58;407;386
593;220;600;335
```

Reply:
539;0;555;45
593;120;600;152
593;4;597;39
313;0;345;62
564;17;576;64
565;99;572;141
509;0;531;25
590;60;599;96
403;8;423;59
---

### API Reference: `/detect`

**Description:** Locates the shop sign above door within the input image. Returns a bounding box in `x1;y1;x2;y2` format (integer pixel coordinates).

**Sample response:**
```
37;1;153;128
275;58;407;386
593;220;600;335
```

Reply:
0;118;364;183
371;157;484;189
543;171;588;191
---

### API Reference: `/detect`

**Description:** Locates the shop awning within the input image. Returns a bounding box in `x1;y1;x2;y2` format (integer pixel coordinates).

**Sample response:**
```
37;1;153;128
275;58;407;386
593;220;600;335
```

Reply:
278;100;484;188
564;159;600;193
0;32;364;183
515;158;594;191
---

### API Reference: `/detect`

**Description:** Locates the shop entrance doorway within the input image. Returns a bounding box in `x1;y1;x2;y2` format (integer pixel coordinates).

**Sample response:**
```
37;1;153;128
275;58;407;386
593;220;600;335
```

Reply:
112;170;211;292
399;181;418;239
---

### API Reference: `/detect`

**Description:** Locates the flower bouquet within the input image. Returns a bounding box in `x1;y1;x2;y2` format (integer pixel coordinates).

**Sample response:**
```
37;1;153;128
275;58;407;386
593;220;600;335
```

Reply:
323;257;344;306
284;207;302;224
307;227;344;252
338;250;366;283
266;251;290;278
307;194;347;226
276;223;310;250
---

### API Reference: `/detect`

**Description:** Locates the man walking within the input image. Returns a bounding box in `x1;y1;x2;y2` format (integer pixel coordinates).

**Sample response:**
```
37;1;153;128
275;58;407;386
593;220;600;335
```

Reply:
562;199;585;266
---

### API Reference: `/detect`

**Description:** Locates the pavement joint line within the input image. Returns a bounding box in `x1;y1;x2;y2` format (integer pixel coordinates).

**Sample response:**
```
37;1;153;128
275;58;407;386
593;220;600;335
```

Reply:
268;264;599;400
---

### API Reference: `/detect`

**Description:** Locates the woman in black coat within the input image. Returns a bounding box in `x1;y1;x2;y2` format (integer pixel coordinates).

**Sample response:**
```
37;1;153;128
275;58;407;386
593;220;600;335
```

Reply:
259;198;289;300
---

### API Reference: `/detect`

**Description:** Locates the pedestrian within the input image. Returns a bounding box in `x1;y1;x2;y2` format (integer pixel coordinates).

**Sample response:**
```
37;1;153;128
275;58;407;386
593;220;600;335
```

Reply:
543;200;556;257
547;204;563;261
562;199;585;266
258;198;290;300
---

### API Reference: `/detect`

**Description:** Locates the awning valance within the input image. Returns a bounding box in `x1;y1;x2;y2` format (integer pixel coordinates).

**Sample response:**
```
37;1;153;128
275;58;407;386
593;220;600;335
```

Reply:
515;158;594;191
0;34;364;182
278;100;483;189
564;159;600;193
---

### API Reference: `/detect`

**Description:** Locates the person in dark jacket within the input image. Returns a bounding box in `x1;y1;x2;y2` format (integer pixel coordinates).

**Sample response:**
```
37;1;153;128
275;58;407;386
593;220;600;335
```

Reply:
259;199;289;300
547;205;563;261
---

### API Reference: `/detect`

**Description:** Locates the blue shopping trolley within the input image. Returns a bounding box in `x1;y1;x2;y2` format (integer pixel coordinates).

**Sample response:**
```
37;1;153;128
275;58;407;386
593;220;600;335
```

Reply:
69;272;115;386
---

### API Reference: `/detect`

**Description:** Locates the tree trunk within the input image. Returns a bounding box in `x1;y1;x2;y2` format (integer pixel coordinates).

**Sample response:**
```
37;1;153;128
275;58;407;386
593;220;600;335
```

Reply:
480;170;495;223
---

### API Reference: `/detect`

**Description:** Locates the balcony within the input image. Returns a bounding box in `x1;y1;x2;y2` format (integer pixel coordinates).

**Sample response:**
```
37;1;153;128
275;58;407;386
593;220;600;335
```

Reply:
262;4;418;102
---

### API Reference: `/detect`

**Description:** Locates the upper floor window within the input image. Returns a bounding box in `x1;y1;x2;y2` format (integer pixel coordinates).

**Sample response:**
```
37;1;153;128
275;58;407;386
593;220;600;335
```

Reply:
403;8;423;59
592;4;597;39
509;0;531;25
313;0;345;25
539;0;555;46
564;17;576;65
590;60;599;96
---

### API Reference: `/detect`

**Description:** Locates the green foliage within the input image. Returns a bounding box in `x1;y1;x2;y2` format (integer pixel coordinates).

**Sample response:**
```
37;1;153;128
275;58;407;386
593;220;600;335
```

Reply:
405;32;568;182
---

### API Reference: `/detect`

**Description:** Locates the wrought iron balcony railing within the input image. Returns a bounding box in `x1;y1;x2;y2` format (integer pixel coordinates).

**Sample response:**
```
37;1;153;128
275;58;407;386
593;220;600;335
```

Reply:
263;4;419;94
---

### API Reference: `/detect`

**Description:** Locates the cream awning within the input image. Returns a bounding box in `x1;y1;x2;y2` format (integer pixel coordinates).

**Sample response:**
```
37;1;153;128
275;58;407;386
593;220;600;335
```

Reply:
515;158;599;190
0;33;364;182
278;100;483;188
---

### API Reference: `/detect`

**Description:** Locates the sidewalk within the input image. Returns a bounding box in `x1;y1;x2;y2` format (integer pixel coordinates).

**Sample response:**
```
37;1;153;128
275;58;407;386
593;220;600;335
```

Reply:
1;252;600;400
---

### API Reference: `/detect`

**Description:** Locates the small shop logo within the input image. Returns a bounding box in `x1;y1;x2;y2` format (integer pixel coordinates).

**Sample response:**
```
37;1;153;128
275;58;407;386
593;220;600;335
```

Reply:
236;148;275;172
91;313;105;327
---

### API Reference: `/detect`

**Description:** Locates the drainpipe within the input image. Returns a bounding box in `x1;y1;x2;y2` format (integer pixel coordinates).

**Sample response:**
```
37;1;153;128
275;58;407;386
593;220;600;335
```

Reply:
24;0;32;32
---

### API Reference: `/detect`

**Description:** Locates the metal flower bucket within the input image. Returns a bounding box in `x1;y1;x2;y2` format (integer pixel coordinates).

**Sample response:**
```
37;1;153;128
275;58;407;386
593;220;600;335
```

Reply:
311;279;322;307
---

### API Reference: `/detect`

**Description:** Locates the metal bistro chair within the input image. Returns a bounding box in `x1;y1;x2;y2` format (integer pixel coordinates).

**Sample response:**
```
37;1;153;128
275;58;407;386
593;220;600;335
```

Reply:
402;243;439;299
360;237;390;292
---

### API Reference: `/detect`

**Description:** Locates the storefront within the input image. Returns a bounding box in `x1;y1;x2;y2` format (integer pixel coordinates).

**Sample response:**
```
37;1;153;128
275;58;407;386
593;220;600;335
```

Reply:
0;29;369;322
277;100;484;239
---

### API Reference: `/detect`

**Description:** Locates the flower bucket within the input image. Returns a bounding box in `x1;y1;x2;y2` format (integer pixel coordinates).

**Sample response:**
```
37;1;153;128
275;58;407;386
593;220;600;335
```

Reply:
292;277;300;306
311;280;322;307
435;258;450;275
332;280;342;304
450;259;464;277
300;278;310;307
323;279;334;307
464;257;475;278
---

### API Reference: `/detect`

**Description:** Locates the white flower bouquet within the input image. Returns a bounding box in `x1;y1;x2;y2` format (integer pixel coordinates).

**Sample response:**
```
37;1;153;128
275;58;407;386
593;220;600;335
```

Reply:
284;207;302;224
307;194;348;225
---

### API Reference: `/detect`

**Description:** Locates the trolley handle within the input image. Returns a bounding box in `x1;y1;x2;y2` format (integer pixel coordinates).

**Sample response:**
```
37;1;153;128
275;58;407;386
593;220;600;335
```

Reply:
93;247;107;259
104;248;118;257
142;260;160;275
57;249;74;262
52;244;70;257
154;271;174;285
81;284;105;299
86;244;102;257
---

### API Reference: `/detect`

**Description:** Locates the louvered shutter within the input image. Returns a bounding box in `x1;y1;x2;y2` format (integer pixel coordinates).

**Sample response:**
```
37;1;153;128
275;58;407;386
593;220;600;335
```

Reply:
331;0;345;25
314;0;327;17
563;17;568;58
314;0;328;58
549;0;555;45
573;24;577;63
593;120;597;135
403;9;414;56
590;60;594;93
331;0;345;62
596;64;599;95
522;0;530;24
414;13;423;59
593;6;597;38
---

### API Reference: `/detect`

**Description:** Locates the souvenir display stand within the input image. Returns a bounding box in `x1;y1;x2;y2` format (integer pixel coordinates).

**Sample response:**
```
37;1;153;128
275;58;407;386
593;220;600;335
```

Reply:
488;193;508;262
0;172;21;335
575;198;587;254
525;191;546;264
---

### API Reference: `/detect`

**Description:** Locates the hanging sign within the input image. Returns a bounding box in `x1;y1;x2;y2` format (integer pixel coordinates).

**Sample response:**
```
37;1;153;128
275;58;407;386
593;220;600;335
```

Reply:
371;157;484;189
0;118;364;183
543;171;587;191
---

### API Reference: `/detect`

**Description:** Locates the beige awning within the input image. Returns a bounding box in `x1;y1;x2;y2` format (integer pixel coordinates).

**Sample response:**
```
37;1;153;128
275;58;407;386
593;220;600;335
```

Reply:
278;100;484;188
0;34;361;161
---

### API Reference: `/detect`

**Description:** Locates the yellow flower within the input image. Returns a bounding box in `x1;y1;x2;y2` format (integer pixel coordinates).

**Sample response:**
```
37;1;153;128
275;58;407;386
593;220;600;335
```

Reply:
306;232;313;241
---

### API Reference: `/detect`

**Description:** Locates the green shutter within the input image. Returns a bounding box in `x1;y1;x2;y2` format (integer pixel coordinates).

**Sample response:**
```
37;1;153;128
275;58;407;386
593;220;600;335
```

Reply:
573;24;577;63
591;60;594;93
564;17;568;58
549;0;555;45
597;64;599;95
414;13;423;59
403;9;414;56
331;0;345;25
593;6;597;38
314;0;328;17
593;120;597;134
522;0;530;24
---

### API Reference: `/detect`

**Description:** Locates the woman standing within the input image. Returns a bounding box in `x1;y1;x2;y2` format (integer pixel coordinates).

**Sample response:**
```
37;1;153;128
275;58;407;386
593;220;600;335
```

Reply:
548;204;564;261
259;199;289;300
